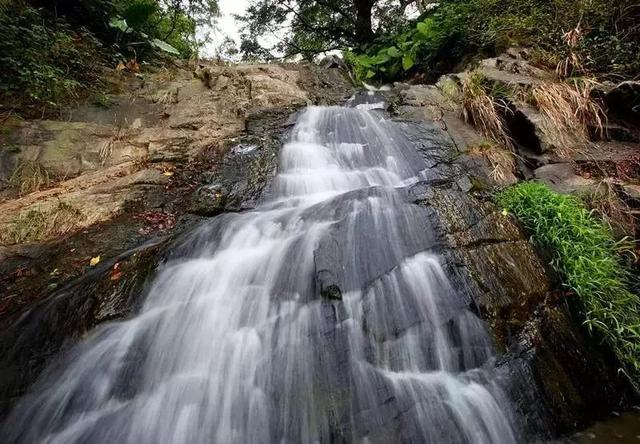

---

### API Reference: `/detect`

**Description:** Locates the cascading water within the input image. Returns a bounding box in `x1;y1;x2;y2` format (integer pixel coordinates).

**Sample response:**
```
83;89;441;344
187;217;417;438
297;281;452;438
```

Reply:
2;105;520;443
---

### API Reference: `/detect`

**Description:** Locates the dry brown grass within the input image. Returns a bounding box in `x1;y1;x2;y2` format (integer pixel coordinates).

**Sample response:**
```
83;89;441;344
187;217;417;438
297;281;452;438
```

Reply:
469;142;516;184
8;159;51;195
460;71;514;149
153;89;179;105
98;128;128;165
556;22;586;79
532;78;607;156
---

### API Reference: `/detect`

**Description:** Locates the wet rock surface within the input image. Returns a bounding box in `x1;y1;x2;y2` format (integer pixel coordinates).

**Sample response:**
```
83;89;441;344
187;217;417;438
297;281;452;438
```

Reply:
0;62;352;417
0;235;168;415
0;54;637;440
390;87;636;439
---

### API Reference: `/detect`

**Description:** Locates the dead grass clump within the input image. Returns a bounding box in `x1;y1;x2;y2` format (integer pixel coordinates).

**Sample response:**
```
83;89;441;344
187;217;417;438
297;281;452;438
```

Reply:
461;71;514;149
2;200;85;244
98;128;128;165
532;78;607;156
557;22;586;79
9;159;51;195
153;89;179;105
469;142;516;184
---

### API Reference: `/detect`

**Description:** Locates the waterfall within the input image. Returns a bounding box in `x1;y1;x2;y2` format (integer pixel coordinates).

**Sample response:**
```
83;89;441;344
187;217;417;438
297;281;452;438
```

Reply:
2;106;519;443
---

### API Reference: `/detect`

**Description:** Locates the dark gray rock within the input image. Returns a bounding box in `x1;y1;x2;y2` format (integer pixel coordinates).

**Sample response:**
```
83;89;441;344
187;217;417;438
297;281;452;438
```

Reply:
605;81;640;124
188;183;228;216
392;84;636;440
0;236;168;416
319;55;347;71
456;175;474;192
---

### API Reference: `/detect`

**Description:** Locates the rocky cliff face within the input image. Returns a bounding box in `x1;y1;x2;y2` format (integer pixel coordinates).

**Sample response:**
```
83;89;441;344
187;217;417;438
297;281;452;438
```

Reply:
387;52;639;437
0;59;636;438
387;87;635;438
0;62;348;315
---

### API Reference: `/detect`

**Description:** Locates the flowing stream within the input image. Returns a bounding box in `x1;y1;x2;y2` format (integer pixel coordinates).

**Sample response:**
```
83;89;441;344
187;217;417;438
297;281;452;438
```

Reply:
3;105;520;443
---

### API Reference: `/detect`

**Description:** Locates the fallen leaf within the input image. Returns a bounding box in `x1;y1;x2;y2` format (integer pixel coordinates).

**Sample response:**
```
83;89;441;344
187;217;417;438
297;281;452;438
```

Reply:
501;209;509;217
126;58;140;73
163;171;174;177
89;256;101;267
110;262;122;280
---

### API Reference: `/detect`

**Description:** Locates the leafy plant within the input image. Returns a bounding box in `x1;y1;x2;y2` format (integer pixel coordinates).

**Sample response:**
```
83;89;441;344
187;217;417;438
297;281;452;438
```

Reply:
497;182;640;384
0;2;105;111
344;1;473;83
344;0;640;83
0;0;219;113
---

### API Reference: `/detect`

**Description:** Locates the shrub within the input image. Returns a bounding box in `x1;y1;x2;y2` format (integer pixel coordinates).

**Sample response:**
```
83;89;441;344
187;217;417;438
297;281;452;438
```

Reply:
0;0;215;113
343;0;474;83
497;182;640;384
0;2;105;111
346;0;640;83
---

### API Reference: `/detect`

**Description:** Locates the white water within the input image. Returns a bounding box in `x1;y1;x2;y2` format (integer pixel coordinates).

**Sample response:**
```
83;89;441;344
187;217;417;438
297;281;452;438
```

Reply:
2;106;519;443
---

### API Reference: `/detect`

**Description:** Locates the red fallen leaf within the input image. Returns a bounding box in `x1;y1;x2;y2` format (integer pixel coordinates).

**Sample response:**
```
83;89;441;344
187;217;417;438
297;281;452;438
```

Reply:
135;211;176;235
110;262;123;281
11;266;30;278
126;59;140;73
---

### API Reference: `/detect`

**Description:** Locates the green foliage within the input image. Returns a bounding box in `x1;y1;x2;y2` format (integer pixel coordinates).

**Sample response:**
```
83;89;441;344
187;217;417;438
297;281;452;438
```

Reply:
109;0;196;59
0;0;219;112
111;0;208;58
344;0;474;83
346;0;640;83
0;2;104;109
237;0;390;60
497;182;640;383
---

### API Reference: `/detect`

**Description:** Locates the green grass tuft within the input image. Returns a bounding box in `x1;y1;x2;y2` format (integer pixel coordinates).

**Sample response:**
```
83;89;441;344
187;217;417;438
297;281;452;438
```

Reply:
497;181;640;383
2;201;85;244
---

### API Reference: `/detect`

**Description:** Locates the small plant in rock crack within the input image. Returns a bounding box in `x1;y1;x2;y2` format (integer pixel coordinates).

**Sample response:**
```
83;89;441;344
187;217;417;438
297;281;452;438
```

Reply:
530;78;607;157
497;181;640;386
460;71;514;150
3;200;85;244
468;142;516;184
8;160;52;196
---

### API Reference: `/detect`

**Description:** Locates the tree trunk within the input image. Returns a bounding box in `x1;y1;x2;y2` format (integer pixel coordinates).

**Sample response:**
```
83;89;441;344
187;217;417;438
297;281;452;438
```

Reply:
353;0;375;44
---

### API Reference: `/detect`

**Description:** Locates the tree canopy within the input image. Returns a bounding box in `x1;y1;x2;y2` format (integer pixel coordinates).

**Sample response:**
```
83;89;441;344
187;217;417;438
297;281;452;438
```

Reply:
238;0;640;81
236;0;430;60
0;0;219;111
